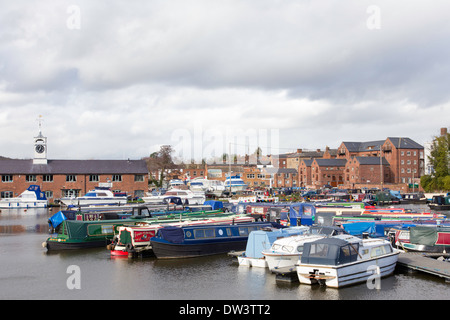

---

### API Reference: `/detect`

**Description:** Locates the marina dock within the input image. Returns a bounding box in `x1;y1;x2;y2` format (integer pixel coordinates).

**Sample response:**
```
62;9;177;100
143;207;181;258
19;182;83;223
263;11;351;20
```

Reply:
397;252;450;282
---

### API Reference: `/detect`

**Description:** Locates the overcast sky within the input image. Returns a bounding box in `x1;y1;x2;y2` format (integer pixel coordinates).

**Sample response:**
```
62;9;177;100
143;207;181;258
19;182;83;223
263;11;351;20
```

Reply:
1;0;449;162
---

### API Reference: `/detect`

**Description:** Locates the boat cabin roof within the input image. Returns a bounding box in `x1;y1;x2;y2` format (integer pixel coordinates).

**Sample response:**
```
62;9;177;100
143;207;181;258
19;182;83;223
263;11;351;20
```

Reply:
300;237;361;266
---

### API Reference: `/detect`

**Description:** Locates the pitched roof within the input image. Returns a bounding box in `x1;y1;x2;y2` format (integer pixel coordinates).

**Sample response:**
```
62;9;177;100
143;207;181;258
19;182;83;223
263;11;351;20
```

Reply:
300;159;314;166
314;159;347;167
354;156;389;165
387;137;423;149
342;141;385;152
0;159;148;175
264;167;298;174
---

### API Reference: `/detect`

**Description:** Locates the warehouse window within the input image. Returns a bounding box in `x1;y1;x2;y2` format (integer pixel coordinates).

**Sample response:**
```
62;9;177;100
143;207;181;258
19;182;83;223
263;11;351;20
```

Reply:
2;175;13;182
26;175;37;182
66;175;76;182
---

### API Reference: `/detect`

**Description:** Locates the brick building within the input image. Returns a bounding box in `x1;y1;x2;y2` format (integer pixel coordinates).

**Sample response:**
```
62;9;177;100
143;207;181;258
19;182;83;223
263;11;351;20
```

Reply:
336;137;424;187
0;130;148;202
298;159;313;188
310;158;347;188
381;138;424;184
344;156;391;187
269;168;298;188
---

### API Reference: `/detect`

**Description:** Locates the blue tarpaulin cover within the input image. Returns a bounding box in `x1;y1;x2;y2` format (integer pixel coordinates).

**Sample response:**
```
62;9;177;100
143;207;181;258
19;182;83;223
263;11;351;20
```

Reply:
48;210;67;228
204;200;223;210
342;222;376;236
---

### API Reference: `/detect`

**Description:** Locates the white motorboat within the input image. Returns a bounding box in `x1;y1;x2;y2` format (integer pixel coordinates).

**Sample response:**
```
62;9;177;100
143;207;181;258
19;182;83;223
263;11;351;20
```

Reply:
224;176;247;193
169;179;185;188
0;185;48;208
296;235;400;288
60;187;128;207
262;233;327;272
142;188;206;205
236;226;310;268
190;178;225;198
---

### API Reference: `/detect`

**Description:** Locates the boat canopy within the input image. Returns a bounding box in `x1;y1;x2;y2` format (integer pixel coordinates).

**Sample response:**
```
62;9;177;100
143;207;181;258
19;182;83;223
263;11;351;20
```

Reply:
300;237;359;266
204;200;223;210
261;203;315;226
244;227;309;259
309;225;349;236
410;226;450;246
26;185;47;200
162;197;184;205
61;219;125;239
156;226;186;244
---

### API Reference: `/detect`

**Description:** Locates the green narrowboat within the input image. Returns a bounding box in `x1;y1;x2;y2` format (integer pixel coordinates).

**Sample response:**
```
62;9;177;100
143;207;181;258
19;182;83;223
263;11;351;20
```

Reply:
44;219;131;250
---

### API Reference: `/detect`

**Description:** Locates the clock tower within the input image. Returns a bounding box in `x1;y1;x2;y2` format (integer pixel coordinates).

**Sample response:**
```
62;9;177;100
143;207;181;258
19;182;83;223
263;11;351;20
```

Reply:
33;116;48;165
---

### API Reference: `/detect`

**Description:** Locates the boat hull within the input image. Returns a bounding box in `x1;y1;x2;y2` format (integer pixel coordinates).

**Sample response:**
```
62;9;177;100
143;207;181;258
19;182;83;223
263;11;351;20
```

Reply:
60;198;127;206
264;253;299;272
44;238;109;250
151;239;248;259
237;256;268;268
296;252;399;288
0;201;48;208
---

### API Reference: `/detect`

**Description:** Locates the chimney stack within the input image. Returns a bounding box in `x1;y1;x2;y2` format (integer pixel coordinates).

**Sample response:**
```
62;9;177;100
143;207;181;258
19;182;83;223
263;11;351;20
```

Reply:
441;127;448;136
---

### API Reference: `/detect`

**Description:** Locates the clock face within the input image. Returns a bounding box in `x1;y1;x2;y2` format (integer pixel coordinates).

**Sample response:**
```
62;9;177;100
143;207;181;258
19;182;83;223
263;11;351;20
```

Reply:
35;144;45;154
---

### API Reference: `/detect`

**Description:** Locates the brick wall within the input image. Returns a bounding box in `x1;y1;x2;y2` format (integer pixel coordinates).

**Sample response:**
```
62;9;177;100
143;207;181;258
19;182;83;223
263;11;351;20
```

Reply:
0;173;148;201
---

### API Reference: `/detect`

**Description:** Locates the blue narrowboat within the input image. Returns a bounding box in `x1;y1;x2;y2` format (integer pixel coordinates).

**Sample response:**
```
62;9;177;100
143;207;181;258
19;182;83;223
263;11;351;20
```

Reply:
150;221;278;259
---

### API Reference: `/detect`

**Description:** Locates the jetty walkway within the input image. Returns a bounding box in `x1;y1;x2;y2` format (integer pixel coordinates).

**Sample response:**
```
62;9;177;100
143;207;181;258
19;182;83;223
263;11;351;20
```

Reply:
397;252;450;282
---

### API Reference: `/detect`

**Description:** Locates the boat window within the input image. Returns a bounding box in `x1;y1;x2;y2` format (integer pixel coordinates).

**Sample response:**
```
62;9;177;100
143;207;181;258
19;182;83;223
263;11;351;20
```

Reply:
296;245;304;253
309;243;330;258
370;244;391;258
239;227;249;236
341;246;351;257
272;244;281;251
101;225;114;234
282;245;293;253
194;229;216;239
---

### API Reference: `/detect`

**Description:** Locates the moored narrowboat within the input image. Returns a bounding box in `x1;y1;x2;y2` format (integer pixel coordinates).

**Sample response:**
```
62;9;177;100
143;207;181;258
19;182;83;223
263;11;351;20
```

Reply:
109;214;256;257
150;221;278;259
44;219;130;250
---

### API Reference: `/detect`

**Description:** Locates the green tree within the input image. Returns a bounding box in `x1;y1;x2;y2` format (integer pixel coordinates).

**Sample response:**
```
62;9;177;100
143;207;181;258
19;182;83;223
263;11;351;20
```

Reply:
425;132;450;191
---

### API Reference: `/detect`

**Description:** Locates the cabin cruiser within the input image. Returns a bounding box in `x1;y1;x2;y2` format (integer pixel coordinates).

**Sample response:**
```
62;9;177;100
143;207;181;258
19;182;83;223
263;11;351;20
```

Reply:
189;178;225;198
296;235;399;288
262;226;349;272
142;188;206;205
0;185;48;208
224;176;247;194
169;179;185;188
60;187;128;207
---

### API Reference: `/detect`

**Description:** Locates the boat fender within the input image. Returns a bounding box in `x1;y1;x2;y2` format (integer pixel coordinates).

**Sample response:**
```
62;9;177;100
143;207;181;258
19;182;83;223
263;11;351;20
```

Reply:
126;243;133;252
